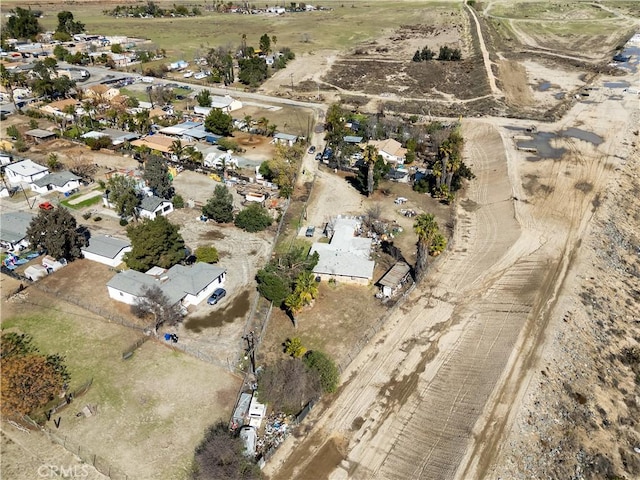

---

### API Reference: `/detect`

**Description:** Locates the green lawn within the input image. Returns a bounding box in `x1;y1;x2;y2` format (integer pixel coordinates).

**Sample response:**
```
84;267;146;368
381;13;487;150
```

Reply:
61;192;102;209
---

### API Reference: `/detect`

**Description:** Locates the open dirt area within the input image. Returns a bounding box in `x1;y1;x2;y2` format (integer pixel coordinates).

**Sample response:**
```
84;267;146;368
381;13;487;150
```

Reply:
263;10;640;480
2;1;640;479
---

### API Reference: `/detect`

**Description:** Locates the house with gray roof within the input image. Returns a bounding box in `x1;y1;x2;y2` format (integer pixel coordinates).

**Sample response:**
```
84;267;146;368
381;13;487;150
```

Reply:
81;235;131;267
0;211;35;251
138;195;173;220
31;171;81;195
106;262;226;307
309;216;375;286
24;129;57;143
273;133;298;146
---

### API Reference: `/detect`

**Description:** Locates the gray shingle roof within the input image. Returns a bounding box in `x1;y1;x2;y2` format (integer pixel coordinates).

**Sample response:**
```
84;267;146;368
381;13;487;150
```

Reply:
82;235;130;259
33;171;80;188
0;212;34;244
139;195;168;212
107;263;226;305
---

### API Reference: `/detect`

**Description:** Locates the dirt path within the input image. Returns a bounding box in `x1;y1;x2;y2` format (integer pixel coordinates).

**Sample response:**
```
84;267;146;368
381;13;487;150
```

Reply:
265;69;636;478
465;2;501;97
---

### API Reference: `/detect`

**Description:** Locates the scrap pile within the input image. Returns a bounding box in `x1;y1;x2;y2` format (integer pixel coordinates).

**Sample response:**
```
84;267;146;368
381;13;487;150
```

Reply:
256;412;292;455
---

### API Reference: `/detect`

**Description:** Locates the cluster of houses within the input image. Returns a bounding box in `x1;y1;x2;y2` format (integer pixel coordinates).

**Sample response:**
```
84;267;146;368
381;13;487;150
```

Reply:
0;207;228;312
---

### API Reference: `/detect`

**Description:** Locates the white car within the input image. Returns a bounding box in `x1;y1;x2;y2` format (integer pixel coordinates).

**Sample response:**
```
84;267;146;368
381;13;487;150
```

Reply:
183;71;193;78
395;197;408;204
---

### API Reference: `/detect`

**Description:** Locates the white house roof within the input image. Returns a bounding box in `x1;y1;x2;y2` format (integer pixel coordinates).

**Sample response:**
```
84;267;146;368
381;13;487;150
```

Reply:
33;171;80;188
82;235;130;259
5;159;48;178
107;263;226;305
0;211;34;244
310;217;375;280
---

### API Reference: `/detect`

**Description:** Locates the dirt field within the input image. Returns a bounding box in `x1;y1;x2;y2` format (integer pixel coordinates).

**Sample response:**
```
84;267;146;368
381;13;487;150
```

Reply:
264;14;640;480
1;287;242;480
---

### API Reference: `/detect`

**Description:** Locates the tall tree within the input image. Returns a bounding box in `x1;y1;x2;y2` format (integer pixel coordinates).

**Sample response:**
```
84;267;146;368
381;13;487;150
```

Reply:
413;213;442;282
195;89;212;108
1;333;70;418
55;11;85;39
204;108;233;136
143;157;173;199
183;145;203;165
234;203;272;232
106;175;140;219
4;7;43;40
202;184;234;223
169;139;184;160
26;207;86;260
124;216;185;271
259;33;271;54
363;145;378;197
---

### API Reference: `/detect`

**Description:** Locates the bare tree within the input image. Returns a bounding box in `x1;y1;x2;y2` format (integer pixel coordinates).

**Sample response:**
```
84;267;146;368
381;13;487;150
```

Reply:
131;285;183;333
67;153;97;181
257;358;321;414
193;421;261;480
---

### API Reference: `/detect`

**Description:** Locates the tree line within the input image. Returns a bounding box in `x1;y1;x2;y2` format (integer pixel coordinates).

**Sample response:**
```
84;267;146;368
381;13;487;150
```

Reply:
412;45;462;62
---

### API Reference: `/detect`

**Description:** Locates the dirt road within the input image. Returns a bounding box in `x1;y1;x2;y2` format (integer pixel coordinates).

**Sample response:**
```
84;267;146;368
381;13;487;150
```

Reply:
264;72;637;478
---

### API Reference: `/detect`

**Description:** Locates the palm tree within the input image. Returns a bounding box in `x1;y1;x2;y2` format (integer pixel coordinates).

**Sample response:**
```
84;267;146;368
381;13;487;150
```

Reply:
81;99;97;130
183;145;203;165
169;139;184;161
413;213;440;282
284;292;304;328
363;145;378;197
62;104;78;135
135;110;151;135
294;272;319;305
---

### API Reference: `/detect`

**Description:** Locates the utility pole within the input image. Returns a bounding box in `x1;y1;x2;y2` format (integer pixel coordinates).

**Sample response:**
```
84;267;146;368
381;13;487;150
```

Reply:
242;331;256;374
290;73;294;92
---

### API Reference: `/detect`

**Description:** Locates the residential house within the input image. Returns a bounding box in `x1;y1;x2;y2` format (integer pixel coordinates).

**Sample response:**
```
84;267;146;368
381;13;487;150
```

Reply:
24;128;56;143
31;171;81;195
131;135;193;156
194;95;243;116
84;84;120;102
4;159;49;187
81;235;131;267
273;133;298;147
40;98;80;119
138;195;173;220
0;211;34;251
106;262;227;307
158;121;203;138
81;128;139;146
309;216;375;285
369;138;407;164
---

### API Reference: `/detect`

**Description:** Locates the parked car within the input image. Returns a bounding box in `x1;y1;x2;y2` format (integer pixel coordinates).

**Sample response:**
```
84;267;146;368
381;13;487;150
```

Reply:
38;201;54;211
305;226;315;237
315;153;322;161
308;145;316;154
207;288;227;305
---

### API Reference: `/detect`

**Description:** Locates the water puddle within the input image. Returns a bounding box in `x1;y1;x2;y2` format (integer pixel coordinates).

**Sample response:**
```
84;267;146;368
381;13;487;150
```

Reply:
561;128;604;145
536;81;552;92
516;132;566;161
184;290;251;332
604;80;631;89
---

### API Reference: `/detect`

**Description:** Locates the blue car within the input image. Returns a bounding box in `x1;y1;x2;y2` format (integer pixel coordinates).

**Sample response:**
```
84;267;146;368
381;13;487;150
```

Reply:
207;288;227;305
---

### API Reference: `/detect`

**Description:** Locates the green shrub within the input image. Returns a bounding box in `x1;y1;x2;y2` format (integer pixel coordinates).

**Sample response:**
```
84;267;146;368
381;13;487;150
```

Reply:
172;194;184;209
93;216;102;222
303;350;339;393
119;218;128;226
234;203;272;232
195;245;219;263
82;212;92;220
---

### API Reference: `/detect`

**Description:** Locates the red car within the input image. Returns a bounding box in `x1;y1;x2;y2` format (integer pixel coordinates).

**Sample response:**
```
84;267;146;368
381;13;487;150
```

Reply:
38;201;54;211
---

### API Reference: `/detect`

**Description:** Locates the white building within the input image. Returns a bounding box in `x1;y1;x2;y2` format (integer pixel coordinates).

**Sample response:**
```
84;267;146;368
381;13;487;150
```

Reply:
81;235;131;267
309;217;375;285
138;196;174;220
4;160;49;187
0;211;34;251
106;263;227;307
31;171;81;195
